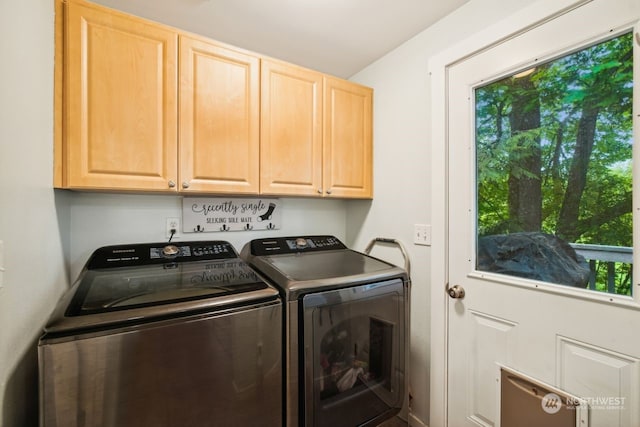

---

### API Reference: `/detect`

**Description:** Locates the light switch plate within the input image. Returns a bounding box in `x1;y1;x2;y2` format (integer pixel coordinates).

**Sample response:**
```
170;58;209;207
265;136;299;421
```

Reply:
414;224;431;246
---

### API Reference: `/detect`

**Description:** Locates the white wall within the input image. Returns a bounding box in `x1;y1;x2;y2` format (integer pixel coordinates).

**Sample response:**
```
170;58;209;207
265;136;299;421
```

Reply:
0;0;70;425
68;194;347;279
347;0;537;425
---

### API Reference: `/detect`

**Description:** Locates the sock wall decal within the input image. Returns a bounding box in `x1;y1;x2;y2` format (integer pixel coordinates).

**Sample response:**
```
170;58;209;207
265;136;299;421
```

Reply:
182;197;282;233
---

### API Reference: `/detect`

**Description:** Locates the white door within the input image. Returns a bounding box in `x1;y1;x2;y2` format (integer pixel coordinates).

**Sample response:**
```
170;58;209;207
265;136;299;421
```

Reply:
447;1;640;426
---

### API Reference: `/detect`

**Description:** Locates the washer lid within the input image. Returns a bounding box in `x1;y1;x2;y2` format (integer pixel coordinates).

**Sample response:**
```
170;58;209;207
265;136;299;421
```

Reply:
67;258;268;316
43;258;279;337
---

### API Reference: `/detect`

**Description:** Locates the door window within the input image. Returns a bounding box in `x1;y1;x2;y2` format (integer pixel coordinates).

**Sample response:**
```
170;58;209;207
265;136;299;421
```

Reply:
475;31;634;296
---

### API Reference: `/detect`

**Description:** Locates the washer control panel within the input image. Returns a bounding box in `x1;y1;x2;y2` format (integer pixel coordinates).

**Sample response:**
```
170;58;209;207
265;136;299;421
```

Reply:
249;235;346;256
88;241;237;269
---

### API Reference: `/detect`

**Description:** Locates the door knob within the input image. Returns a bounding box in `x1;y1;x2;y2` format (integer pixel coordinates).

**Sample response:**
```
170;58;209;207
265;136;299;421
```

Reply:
447;285;465;299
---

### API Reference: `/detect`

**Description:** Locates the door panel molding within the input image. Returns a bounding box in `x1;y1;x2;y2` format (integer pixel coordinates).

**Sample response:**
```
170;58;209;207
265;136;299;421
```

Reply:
557;336;640;427
468;310;518;426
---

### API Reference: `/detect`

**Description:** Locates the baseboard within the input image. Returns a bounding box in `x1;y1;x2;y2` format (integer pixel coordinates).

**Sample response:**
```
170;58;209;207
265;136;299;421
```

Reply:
408;412;428;427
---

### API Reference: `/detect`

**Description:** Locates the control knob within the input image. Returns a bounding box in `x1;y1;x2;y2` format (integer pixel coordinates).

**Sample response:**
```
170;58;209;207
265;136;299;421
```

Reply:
162;244;180;258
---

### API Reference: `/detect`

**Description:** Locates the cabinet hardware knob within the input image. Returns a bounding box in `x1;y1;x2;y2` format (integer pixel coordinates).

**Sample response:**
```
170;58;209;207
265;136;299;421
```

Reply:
326;189;332;195
182;181;190;189
168;180;176;188
317;189;323;194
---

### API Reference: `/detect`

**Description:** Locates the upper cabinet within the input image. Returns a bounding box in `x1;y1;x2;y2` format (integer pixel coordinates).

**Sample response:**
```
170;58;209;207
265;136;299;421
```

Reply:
179;35;260;194
260;61;373;198
55;0;372;198
260;60;323;196
323;77;373;199
60;0;178;191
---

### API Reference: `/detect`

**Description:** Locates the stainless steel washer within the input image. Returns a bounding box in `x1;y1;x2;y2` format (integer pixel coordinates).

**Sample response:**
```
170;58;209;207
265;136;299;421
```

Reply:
39;240;282;427
241;235;409;427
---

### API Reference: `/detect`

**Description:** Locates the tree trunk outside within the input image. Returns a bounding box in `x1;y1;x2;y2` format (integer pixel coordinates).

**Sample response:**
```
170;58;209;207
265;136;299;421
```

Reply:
556;102;600;241
508;76;542;232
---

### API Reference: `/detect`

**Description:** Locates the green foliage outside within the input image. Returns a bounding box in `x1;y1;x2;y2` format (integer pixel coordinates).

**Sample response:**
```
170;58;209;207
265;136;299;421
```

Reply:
475;32;633;295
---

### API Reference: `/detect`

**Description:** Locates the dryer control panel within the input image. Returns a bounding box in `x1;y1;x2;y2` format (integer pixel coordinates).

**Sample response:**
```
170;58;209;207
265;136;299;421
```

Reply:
249;235;347;256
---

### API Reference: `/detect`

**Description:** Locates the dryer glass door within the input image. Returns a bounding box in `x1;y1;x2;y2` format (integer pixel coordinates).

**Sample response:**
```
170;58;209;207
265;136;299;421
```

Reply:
302;278;405;427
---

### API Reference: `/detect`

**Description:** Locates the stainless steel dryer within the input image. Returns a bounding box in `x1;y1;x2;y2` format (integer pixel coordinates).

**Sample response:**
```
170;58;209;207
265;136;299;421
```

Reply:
241;235;409;427
39;241;282;427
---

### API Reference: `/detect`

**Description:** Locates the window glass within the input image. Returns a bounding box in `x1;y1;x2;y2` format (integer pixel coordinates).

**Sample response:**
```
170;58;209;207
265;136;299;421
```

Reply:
475;32;633;296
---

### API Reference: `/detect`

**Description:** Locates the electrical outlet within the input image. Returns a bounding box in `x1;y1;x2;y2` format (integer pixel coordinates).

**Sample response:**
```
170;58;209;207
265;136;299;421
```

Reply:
414;224;431;246
166;217;181;239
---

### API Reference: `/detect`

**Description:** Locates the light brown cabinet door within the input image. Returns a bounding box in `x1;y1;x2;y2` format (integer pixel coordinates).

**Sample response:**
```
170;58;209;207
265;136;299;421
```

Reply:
260;60;323;196
64;0;178;191
323;77;373;199
179;36;260;194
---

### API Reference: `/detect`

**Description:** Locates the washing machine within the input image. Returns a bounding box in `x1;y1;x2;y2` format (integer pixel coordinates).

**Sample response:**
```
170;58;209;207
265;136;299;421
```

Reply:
39;240;282;427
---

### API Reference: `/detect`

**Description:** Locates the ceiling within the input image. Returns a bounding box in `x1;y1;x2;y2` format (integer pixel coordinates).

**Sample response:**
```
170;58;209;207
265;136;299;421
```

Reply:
92;0;470;78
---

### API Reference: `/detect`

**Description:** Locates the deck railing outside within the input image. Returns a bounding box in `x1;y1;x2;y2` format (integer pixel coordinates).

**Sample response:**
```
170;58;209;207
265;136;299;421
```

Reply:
570;243;633;295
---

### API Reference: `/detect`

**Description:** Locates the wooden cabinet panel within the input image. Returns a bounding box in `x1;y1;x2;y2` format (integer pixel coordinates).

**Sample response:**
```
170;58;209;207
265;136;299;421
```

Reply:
260;60;323;196
57;0;373;198
64;0;178;191
323;77;373;199
179;36;260;194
